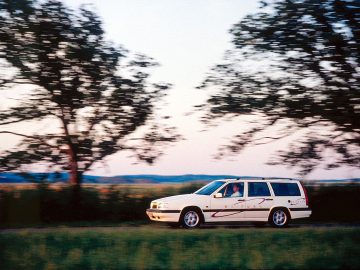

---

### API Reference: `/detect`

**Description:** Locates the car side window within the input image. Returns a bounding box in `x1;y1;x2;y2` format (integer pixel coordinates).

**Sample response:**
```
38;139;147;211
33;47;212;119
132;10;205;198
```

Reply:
248;182;271;197
271;183;301;196
218;183;244;198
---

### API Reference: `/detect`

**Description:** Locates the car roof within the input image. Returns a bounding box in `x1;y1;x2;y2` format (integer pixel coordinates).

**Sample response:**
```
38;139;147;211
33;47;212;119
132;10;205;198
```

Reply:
220;178;300;183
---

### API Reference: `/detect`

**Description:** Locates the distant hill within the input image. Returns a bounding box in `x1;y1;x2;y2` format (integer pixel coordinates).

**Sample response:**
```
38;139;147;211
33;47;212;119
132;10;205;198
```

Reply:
0;172;239;184
0;172;359;184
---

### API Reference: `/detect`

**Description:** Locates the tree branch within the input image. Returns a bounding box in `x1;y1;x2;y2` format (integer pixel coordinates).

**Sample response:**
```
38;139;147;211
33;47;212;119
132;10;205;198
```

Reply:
0;131;60;149
0;131;41;139
0;119;30;126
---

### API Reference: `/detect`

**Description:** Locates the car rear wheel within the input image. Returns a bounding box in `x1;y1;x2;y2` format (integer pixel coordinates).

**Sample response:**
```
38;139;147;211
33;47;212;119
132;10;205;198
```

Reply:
180;208;202;229
269;208;289;228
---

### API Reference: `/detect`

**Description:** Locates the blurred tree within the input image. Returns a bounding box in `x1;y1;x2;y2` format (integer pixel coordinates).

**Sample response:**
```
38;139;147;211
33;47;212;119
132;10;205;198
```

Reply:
0;0;179;185
198;0;359;175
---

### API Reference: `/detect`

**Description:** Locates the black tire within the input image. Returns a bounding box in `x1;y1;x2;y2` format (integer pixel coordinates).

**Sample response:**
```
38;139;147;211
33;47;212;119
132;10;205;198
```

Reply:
268;208;290;228
180;207;203;229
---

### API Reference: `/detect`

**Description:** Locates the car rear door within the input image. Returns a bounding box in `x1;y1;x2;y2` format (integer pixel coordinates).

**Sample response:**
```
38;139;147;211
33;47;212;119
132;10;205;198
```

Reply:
245;181;274;219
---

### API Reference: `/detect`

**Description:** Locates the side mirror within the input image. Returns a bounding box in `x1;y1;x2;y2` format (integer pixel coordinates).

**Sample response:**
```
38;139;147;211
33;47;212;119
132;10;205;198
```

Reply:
214;193;223;198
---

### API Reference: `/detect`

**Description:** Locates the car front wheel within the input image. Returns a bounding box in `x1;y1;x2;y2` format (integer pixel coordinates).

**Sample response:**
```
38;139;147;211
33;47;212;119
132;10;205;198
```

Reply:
180;208;202;229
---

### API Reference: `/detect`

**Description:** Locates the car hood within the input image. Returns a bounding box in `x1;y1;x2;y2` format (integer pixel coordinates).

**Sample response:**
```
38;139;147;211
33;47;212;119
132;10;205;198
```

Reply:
157;193;202;203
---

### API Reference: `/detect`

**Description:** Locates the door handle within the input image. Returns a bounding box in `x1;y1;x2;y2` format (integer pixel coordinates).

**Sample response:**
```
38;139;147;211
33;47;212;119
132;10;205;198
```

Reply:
265;198;273;201
238;199;245;202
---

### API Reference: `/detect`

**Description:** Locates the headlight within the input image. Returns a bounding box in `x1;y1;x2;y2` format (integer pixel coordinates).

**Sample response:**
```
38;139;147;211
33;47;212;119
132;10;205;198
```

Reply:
158;202;169;209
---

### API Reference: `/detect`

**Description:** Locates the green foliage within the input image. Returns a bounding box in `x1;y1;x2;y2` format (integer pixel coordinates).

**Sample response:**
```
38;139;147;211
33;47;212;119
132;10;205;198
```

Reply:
0;183;202;226
199;0;360;175
0;183;359;227
0;228;359;269
307;184;360;222
0;0;179;183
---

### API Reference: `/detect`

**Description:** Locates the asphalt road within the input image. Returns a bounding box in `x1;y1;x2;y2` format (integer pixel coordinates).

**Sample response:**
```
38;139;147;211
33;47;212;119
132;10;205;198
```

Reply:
1;222;359;233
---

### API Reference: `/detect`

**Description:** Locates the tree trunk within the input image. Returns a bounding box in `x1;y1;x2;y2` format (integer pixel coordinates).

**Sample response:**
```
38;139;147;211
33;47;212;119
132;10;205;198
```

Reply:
70;181;82;221
67;145;81;185
67;145;83;220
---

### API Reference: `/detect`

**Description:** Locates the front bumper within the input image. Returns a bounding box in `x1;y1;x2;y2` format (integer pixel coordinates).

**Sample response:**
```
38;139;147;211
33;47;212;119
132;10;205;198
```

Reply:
146;209;181;222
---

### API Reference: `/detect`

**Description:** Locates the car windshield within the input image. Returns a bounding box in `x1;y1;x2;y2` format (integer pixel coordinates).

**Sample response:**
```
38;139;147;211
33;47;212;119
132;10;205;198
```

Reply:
195;181;225;195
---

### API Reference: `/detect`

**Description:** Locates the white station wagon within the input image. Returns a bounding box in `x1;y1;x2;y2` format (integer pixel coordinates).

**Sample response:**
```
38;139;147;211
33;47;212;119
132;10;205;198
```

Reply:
146;178;311;228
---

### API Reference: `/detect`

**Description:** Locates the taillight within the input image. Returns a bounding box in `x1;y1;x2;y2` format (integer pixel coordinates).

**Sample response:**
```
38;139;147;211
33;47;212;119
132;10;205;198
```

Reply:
300;181;309;206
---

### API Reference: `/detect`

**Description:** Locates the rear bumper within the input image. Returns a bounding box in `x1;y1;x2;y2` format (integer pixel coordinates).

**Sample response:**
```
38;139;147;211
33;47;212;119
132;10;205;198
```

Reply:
289;208;312;219
146;209;181;222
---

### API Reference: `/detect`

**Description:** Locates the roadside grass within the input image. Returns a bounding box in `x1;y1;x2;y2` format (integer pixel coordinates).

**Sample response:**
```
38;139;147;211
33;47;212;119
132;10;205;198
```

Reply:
0;227;359;269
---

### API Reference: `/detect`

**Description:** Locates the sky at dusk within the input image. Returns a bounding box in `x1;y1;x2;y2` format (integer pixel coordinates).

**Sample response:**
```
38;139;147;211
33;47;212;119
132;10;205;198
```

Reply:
1;0;359;179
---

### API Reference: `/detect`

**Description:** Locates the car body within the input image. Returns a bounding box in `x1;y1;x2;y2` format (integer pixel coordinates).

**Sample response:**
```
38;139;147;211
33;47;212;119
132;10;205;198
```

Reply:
146;178;311;228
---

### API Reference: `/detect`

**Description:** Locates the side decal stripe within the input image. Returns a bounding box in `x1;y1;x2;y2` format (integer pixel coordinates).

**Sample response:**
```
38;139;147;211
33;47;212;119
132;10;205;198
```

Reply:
146;208;311;214
203;209;270;212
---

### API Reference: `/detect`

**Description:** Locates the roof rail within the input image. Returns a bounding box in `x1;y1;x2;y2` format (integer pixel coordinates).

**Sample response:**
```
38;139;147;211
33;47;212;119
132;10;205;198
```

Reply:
234;177;299;181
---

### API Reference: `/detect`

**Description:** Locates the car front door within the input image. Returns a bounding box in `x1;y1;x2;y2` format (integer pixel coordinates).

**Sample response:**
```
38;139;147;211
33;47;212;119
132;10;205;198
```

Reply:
208;182;246;222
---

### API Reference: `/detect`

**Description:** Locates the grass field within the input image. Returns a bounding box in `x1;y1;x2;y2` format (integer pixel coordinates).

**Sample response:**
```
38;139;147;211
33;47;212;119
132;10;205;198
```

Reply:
0;227;359;270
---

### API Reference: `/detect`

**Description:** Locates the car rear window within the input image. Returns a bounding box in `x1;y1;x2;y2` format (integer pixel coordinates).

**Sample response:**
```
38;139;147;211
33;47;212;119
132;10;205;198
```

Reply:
248;182;271;197
271;183;301;196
